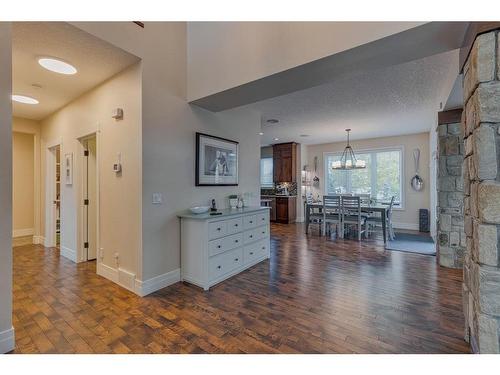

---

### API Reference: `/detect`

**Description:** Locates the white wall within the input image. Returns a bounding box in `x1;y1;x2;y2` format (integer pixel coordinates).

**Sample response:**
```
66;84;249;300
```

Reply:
12;132;34;236
0;22;14;354
307;133;430;230
40;63;142;288
187;22;424;101
72;22;261;291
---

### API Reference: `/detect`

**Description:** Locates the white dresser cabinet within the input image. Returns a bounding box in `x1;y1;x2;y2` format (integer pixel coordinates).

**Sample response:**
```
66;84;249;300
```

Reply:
178;207;270;290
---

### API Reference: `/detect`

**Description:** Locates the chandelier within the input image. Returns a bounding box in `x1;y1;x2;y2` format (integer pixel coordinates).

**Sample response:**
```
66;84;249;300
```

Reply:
331;129;366;170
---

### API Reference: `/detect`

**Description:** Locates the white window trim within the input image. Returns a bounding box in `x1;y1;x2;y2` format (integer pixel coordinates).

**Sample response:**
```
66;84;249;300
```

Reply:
323;145;405;210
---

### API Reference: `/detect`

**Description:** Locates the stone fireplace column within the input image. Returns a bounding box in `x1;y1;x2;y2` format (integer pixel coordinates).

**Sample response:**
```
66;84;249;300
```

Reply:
462;30;500;353
437;111;465;269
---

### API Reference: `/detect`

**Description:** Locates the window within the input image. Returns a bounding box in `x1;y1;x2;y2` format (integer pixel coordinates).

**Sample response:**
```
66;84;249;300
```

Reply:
260;158;274;187
324;148;403;207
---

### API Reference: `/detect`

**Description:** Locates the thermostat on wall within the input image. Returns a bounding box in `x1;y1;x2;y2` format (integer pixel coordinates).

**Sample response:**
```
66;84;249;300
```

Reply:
112;108;123;120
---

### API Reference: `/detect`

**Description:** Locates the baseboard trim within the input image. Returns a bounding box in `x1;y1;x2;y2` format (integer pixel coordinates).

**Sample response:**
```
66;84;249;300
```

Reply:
393;222;420;231
135;269;181;297
33;235;45;245
60;246;77;262
296;216;305;223
97;262;119;283
13;228;34;238
0;327;15;353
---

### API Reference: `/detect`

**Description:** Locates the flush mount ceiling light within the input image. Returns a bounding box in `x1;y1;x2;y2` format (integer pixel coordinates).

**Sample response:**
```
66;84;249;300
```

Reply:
38;57;77;75
331;129;366;170
12;95;39;105
274;137;279;141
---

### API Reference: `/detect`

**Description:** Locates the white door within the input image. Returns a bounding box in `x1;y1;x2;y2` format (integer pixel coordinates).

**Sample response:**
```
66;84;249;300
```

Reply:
83;137;97;260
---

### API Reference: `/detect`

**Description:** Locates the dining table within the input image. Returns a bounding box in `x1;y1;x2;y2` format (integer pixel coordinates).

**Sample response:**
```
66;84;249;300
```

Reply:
304;202;389;243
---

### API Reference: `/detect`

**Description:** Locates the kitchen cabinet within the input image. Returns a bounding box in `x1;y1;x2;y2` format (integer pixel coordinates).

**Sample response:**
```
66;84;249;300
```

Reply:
273;142;297;183
275;196;296;224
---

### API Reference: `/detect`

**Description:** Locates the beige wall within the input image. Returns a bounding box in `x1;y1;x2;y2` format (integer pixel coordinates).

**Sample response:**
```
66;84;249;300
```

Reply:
187;22;424;101
12;132;34;234
307;132;430;229
0;22;14;353
12;117;42;243
73;22;262;285
40;63;142;285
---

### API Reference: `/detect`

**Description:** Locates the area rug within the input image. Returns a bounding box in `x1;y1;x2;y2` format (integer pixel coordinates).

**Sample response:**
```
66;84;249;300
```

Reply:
385;232;436;256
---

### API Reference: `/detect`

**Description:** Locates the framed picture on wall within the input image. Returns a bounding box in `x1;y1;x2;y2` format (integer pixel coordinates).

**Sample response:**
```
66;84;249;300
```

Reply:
196;132;239;186
64;153;73;185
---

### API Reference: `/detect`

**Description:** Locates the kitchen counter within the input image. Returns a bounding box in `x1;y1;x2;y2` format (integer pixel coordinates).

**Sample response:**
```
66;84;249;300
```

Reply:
177;206;269;220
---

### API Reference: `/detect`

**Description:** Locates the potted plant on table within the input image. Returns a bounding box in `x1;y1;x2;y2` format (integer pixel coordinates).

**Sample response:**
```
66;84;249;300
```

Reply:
228;194;238;209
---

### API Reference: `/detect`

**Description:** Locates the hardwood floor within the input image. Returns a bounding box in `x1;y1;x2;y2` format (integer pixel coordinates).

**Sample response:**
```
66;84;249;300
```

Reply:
12;223;470;354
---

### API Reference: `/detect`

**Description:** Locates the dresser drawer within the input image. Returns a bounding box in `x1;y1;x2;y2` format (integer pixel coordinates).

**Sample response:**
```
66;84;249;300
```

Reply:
256;212;269;225
209;248;243;281
208;221;227;240
243;215;257;230
256;224;269;239
208;233;243;257
243;239;268;264
226;217;243;235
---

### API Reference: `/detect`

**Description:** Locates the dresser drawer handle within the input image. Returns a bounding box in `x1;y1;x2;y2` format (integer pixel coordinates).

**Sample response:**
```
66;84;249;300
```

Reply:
249;235;253;238
217;227;221;231
217;265;221;269
217;245;221;249
249;220;253;224
250;252;254;255
262;231;265;234
234;258;239;262
262;246;265;250
235;239;239;243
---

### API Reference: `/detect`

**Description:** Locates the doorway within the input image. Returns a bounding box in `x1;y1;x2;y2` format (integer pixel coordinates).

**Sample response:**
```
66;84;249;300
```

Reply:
81;135;97;261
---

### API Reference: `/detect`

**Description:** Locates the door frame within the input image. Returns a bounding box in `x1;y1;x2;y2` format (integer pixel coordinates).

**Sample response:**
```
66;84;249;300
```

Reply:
44;138;62;248
77;131;100;263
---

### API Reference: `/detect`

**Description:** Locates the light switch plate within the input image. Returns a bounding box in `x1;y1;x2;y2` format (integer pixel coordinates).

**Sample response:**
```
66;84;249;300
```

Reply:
152;192;163;205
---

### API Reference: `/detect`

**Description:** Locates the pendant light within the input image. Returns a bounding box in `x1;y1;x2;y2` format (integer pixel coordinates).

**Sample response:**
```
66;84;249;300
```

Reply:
331;129;366;170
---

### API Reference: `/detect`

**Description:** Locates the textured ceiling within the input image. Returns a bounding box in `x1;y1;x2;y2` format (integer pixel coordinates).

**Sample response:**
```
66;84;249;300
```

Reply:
12;22;140;120
246;50;459;146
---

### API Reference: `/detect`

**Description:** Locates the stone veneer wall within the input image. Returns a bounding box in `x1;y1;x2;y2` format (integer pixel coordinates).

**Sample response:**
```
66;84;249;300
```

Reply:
437;120;466;268
462;30;500;353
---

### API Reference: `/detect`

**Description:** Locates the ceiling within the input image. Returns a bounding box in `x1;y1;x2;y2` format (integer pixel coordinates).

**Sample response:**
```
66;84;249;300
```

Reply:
12;22;140;120
246;50;460;146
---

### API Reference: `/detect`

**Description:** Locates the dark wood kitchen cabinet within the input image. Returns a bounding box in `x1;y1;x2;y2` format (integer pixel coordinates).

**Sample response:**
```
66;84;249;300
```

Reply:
273;142;297;183
275;196;296;224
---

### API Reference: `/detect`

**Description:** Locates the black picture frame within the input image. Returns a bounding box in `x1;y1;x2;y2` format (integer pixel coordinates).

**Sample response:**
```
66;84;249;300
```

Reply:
195;132;239;186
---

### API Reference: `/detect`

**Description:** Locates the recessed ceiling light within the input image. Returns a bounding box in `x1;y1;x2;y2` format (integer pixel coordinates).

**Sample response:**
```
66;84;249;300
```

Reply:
266;119;279;124
274;138;279;141
38;57;77;75
12;95;39;105
259;132;264;136
300;134;310;137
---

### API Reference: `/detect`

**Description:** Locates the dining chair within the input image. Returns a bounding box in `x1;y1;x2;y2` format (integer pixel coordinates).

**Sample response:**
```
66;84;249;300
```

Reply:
357;193;371;207
341;196;367;241
305;194;323;235
366;196;396;240
322;195;341;239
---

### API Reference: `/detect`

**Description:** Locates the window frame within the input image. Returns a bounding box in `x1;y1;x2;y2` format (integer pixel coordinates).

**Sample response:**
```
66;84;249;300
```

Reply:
260;157;274;188
323;145;405;210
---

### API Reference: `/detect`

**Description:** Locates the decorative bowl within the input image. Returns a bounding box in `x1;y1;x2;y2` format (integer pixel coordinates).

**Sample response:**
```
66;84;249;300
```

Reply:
189;206;210;214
